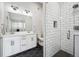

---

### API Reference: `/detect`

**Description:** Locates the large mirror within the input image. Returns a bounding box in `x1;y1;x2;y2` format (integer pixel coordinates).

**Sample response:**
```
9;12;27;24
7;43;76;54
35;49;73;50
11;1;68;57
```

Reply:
7;12;32;33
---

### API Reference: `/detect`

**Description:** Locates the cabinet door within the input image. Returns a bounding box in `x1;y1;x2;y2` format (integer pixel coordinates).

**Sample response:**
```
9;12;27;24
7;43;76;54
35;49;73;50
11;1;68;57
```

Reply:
30;35;37;48
20;35;37;52
3;37;20;56
3;38;12;56
20;37;29;51
11;37;20;55
25;35;32;49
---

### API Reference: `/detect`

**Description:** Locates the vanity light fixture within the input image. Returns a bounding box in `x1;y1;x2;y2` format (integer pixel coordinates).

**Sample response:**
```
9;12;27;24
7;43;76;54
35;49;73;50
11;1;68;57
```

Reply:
11;5;19;11
25;9;30;13
73;4;79;9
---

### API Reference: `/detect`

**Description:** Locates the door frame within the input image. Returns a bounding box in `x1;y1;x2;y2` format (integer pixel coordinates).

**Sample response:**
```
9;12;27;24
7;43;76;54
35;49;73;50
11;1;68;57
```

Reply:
42;2;46;57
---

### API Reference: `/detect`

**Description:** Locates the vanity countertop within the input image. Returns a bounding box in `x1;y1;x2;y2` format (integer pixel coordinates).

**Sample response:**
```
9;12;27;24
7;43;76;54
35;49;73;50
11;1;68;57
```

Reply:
1;31;35;38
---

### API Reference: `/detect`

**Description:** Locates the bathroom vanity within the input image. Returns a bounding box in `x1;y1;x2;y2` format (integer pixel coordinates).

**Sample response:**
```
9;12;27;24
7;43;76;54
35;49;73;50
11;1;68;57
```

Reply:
0;31;37;57
0;11;37;57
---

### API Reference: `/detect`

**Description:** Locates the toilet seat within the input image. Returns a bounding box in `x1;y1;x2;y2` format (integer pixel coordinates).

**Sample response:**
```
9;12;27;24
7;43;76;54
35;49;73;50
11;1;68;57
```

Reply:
37;34;43;46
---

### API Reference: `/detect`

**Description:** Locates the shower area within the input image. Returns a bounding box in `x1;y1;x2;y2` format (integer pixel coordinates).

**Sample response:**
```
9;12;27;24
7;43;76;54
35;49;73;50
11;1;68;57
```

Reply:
44;2;79;57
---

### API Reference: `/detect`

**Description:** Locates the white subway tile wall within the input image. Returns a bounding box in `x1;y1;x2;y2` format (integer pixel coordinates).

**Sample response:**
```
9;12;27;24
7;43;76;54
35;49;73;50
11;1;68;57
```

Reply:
45;2;78;57
60;2;76;55
45;2;61;57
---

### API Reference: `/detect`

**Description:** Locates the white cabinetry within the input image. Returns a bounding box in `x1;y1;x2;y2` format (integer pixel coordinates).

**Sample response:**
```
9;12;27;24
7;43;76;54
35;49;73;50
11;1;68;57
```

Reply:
11;37;21;55
2;34;37;57
3;37;20;57
3;37;12;56
20;34;37;52
20;36;30;51
30;35;37;48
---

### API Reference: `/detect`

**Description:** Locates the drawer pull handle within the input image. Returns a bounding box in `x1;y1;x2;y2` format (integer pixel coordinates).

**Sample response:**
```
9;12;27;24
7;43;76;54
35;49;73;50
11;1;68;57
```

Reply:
11;41;14;46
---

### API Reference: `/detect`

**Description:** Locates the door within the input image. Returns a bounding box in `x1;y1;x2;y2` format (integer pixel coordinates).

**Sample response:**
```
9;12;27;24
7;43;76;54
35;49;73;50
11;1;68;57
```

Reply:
60;3;74;55
3;38;12;56
20;36;29;51
11;37;20;55
75;35;79;57
27;35;36;49
30;35;37;48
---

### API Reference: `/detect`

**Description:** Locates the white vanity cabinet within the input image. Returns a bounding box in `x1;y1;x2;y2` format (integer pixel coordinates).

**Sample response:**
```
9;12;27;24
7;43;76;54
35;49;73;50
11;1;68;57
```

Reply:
20;36;30;52
30;35;37;48
10;37;21;55
2;34;37;57
20;34;37;52
3;37;21;57
3;37;12;56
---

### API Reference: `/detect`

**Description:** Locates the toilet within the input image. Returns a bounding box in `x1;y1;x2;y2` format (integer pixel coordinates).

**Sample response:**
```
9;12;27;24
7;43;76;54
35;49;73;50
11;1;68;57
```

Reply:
37;34;43;46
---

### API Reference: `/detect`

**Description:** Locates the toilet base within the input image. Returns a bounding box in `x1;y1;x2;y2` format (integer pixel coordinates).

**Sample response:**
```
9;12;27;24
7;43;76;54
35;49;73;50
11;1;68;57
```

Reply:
38;40;43;46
